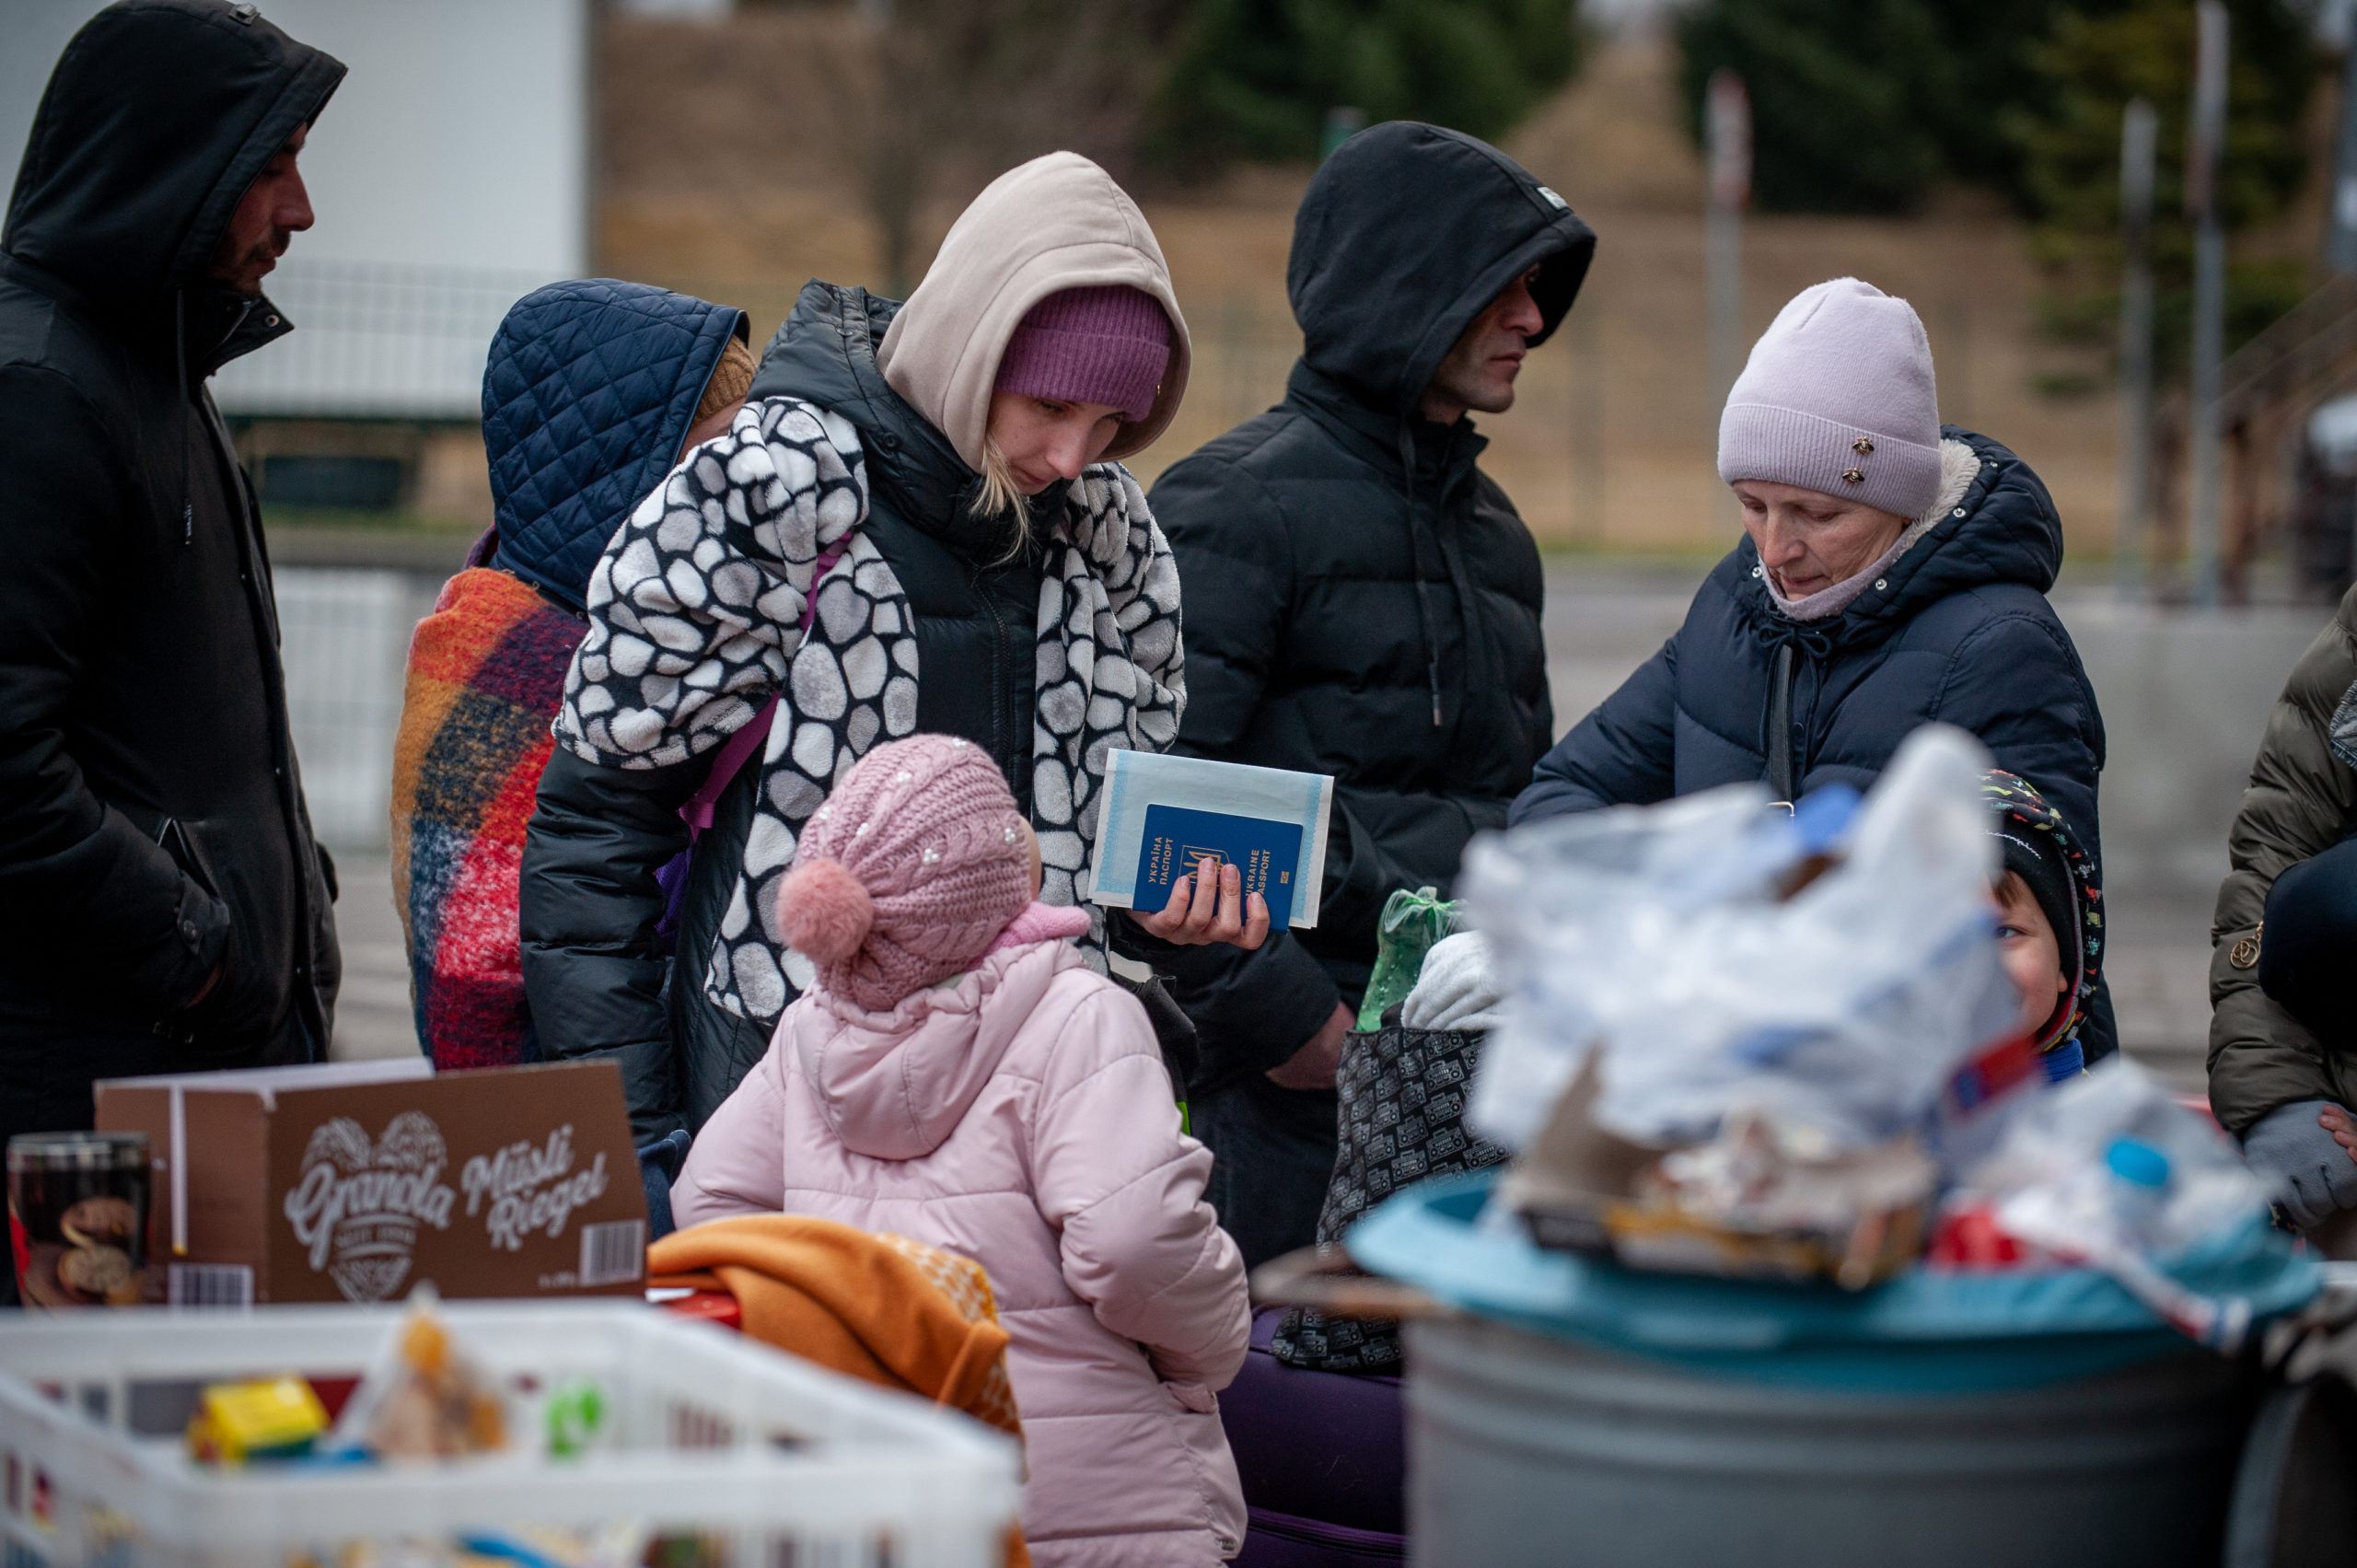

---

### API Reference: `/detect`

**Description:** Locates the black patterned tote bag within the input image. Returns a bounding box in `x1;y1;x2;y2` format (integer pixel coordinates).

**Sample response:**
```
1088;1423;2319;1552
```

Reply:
1271;1020;1507;1373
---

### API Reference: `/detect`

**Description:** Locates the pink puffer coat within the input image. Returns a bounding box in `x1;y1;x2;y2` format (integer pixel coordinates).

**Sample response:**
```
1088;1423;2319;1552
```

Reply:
675;938;1250;1566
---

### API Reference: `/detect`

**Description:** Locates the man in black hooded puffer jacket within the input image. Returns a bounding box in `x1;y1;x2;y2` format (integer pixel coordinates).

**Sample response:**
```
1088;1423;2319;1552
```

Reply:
0;0;344;1172
1138;122;1595;1268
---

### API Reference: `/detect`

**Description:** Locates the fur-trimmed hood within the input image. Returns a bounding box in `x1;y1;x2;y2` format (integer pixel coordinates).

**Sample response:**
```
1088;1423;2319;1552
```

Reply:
1734;426;2065;656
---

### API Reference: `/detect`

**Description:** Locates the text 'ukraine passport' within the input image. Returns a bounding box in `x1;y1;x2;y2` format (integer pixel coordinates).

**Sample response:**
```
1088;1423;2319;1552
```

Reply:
1133;806;1306;931
1088;749;1334;929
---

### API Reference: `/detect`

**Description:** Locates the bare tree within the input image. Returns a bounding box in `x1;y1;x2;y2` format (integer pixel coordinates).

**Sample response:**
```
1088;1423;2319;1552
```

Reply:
845;0;1174;294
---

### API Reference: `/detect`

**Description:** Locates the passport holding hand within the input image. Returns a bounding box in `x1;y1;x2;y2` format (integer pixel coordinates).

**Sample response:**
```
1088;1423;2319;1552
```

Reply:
1135;806;1303;932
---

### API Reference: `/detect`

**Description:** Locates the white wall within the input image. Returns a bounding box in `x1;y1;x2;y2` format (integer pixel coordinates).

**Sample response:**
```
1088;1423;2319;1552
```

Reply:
2;0;588;273
2;0;589;416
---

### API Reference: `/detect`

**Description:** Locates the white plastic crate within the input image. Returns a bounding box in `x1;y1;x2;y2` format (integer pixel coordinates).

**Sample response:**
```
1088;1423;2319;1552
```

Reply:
0;1301;1020;1567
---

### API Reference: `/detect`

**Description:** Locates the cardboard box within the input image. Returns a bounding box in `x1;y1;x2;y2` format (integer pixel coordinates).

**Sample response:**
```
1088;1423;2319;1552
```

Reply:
94;1059;646;1307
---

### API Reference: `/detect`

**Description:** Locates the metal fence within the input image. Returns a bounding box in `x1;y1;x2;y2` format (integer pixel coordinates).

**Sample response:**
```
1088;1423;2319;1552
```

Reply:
215;260;560;422
277;567;443;848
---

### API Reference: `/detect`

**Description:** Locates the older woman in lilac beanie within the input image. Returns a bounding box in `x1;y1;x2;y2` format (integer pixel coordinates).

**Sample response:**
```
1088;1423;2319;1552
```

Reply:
1514;276;2117;1063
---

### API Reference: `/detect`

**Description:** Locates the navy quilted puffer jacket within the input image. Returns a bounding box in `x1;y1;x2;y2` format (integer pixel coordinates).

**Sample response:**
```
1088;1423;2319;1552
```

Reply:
482;280;749;612
1513;428;2117;1062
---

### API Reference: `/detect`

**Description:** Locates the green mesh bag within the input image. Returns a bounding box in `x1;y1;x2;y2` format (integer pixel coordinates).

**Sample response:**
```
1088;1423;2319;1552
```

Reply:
1354;885;1465;1031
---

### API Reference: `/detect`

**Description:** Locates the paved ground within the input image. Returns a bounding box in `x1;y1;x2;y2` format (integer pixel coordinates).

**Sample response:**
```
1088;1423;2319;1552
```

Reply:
326;853;419;1063
324;560;2232;1094
2100;891;2212;1093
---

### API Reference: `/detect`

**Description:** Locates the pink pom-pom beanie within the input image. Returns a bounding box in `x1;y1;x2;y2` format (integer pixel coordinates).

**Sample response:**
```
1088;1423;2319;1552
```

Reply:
993;285;1171;423
1717;277;1943;520
775;736;1042;1011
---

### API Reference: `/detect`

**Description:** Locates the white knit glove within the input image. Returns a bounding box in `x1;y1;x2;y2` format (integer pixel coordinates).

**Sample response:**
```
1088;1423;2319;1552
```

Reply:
1401;931;1507;1034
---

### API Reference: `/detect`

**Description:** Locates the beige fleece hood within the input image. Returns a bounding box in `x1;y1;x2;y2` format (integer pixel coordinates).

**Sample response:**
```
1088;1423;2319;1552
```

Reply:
877;151;1190;472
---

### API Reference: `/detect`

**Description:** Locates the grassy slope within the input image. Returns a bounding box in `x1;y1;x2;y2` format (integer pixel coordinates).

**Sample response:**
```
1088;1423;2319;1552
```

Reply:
598;22;2124;556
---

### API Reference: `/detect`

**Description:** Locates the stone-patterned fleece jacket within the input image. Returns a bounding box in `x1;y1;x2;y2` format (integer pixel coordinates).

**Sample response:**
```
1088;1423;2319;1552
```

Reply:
524;152;1191;1140
675;938;1250;1567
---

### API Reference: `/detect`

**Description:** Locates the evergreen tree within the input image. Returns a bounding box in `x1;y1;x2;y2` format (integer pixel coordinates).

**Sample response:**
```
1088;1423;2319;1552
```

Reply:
1145;0;1586;174
1675;0;2057;214
2018;0;2317;374
1674;1;2315;231
1677;0;1948;214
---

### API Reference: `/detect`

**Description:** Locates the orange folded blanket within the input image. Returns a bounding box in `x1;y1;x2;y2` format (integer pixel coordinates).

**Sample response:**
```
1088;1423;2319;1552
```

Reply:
648;1214;1021;1437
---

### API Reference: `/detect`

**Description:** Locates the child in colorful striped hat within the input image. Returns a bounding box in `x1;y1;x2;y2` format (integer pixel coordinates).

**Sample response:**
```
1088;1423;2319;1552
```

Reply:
1980;769;2103;1082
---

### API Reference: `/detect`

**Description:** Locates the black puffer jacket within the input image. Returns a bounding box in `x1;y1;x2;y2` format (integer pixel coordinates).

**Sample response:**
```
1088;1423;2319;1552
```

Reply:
521;283;1049;1139
1140;122;1594;1089
0;0;343;1151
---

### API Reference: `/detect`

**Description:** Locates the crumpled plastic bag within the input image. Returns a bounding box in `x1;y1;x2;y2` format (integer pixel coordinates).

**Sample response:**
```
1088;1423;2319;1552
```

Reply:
1462;725;2019;1153
1962;1058;2273;1349
1355;886;1463;1030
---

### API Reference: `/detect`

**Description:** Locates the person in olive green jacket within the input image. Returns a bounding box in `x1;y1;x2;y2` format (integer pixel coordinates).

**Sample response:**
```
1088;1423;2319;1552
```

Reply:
2212;582;2357;1242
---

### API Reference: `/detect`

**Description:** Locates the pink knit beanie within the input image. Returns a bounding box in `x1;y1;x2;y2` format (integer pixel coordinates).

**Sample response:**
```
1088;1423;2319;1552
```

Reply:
1717;278;1943;520
776;736;1038;1011
993;285;1171;422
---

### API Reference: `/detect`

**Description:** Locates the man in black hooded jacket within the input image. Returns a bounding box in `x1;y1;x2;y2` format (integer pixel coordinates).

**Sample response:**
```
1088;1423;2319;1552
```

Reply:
0;1;344;1172
1137;122;1595;1268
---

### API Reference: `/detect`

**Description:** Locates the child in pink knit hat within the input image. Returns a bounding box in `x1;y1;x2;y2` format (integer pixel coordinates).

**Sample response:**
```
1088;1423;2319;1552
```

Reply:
675;734;1251;1568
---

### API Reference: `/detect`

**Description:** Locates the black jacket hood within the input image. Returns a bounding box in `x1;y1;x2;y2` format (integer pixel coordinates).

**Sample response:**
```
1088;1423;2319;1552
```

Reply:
1287;121;1596;419
4;0;343;331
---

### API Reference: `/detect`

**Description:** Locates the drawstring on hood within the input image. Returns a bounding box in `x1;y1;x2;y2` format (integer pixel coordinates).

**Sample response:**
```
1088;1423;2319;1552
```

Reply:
1286;122;1595;729
1747;436;1997;797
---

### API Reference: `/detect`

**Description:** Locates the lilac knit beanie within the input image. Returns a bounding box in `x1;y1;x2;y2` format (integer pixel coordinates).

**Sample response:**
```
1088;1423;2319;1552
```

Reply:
993;285;1171;422
1717;278;1942;520
775;735;1036;1011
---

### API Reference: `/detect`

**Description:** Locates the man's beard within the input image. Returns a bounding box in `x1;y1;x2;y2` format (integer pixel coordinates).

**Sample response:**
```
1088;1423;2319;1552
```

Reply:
215;233;289;294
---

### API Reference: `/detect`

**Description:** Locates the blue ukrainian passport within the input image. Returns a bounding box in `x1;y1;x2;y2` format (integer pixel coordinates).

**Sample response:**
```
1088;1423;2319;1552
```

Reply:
1133;805;1304;932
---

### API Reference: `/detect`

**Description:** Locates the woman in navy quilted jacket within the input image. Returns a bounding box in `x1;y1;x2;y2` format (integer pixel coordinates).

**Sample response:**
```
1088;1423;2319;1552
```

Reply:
1512;278;2115;1060
389;281;752;1073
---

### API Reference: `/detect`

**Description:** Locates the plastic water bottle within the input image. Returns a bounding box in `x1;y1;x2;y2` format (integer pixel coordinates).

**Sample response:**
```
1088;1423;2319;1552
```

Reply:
2105;1135;2173;1249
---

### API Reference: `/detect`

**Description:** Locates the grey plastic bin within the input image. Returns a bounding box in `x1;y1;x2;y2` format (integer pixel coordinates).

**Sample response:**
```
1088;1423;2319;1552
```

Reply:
1406;1312;2251;1568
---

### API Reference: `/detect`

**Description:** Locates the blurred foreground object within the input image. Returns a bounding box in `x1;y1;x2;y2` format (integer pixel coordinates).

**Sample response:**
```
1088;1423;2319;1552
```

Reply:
0;1296;1020;1563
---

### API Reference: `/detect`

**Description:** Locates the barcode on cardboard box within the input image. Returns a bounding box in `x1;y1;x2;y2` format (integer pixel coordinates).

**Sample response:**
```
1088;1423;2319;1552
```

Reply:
578;1219;645;1288
168;1263;254;1308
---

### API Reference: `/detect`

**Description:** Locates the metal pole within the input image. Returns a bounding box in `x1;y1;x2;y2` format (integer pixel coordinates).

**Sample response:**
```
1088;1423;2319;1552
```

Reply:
2118;99;2158;599
1705;71;1750;416
2188;1;2230;608
2329;33;2357;273
1573;302;1604;540
1942;299;1972;431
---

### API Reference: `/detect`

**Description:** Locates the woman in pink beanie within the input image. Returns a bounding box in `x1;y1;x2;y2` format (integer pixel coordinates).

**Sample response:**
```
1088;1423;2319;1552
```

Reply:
675;733;1251;1567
